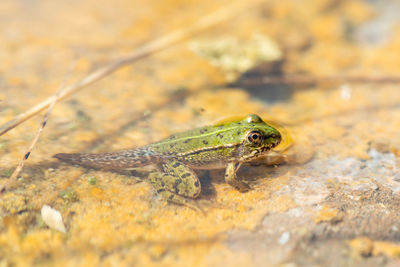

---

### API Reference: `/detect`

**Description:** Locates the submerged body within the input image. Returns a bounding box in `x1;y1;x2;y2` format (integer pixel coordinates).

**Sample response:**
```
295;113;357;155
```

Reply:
54;114;281;206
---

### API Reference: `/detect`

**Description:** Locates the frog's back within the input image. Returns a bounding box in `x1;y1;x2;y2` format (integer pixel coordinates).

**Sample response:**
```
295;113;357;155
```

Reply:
147;117;260;167
151;124;239;152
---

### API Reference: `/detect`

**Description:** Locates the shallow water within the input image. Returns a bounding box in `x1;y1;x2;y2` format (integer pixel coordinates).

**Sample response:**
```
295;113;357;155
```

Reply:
1;0;400;266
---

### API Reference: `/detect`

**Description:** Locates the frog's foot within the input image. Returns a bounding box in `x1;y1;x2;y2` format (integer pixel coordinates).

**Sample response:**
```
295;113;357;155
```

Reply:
227;178;250;192
156;189;204;213
149;160;202;211
225;162;250;192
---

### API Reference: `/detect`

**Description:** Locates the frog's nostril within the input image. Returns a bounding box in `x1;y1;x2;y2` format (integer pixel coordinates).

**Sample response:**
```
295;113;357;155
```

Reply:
266;133;279;139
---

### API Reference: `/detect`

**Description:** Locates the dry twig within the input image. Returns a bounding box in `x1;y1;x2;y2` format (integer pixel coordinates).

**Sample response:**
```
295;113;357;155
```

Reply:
234;74;400;86
0;62;76;193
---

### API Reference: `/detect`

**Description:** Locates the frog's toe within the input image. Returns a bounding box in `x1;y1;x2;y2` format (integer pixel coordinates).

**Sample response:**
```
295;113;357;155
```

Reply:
226;178;250;192
158;190;204;214
234;181;251;192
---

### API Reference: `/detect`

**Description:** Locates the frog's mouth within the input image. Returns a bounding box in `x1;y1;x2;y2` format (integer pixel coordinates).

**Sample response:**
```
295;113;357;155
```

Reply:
260;135;282;152
261;143;278;153
242;141;280;162
272;136;282;148
266;133;282;150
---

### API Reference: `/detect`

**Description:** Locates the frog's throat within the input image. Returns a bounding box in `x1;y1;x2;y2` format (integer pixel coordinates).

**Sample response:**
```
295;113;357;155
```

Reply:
240;143;276;162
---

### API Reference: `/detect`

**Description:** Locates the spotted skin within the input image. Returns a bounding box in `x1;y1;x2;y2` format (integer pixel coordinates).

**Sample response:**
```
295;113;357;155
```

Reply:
54;114;281;208
151;160;200;197
149;159;201;208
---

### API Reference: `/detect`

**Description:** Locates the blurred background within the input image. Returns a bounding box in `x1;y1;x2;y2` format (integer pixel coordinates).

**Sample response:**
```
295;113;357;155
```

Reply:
1;0;400;266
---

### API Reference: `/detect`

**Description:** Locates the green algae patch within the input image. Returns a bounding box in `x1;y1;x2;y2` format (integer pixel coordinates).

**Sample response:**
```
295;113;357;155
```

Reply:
87;176;97;185
190;34;282;81
58;188;79;203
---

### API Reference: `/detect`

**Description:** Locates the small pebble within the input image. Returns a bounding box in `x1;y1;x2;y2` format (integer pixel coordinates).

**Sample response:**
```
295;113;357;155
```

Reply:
278;232;290;245
340;84;352;101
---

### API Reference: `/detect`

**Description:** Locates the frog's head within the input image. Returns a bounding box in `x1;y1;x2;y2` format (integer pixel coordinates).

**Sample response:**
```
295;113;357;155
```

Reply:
239;114;281;160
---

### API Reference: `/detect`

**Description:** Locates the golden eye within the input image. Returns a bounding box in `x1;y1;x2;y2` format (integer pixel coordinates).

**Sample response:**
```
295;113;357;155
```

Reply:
247;131;263;145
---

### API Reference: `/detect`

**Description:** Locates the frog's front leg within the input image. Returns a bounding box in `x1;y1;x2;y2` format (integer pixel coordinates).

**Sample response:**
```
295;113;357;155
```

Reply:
149;160;201;208
224;162;250;192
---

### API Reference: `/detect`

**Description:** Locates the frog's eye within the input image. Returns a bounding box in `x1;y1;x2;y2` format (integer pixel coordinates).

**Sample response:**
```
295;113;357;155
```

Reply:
247;131;263;145
245;114;263;123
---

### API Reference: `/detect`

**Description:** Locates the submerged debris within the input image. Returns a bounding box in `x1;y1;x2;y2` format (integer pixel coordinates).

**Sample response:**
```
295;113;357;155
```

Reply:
41;205;66;233
190;34;282;81
278;232;290;245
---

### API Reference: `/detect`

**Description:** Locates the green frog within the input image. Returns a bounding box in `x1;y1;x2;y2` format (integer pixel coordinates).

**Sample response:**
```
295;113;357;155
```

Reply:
54;114;281;207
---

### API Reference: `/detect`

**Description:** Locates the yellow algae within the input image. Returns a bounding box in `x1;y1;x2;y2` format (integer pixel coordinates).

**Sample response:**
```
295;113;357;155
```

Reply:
21;230;64;256
157;49;226;87
342;0;375;24
235;204;248;213
74;58;92;73
391;146;400;158
350;238;400;259
322;124;347;141
7;76;26;87
373;241;400;258
298;43;361;75
148;244;168;260
314;206;343;224
0;225;21;252
185;88;266;119
0;227;64;266
90;187;104;199
0;193;28;215
363;45;400;74
349;237;374;257
351;143;371;161
309;15;345;41
266;195;296;213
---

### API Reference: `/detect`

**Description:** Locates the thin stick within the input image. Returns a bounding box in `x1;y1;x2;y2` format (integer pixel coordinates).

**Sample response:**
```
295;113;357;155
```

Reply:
234;74;400;85
0;62;76;193
0;0;262;137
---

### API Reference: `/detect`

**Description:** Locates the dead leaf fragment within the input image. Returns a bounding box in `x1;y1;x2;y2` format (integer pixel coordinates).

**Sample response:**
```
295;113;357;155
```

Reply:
41;205;66;233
